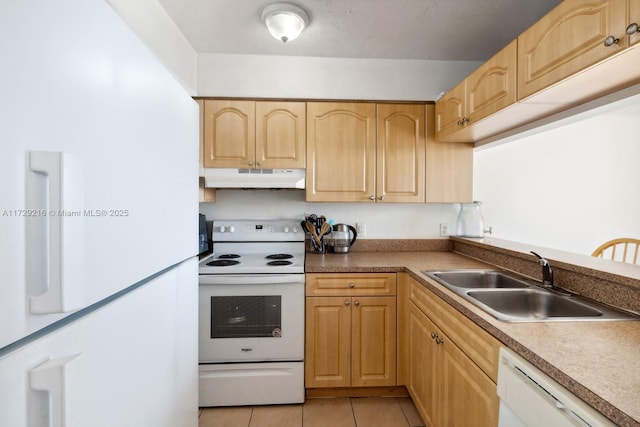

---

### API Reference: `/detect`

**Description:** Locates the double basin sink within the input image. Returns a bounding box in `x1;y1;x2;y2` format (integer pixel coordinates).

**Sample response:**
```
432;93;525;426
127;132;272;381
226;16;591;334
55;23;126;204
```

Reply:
423;270;638;322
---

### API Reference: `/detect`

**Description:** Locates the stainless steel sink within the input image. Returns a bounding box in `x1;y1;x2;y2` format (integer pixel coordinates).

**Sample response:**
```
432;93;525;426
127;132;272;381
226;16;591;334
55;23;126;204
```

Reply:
422;269;638;322
466;289;603;320
430;270;530;289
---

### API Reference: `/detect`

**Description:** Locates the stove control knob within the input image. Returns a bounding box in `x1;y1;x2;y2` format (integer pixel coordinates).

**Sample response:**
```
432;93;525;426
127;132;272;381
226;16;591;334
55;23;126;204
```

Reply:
219;226;226;233
284;226;290;233
292;225;299;233
228;226;235;233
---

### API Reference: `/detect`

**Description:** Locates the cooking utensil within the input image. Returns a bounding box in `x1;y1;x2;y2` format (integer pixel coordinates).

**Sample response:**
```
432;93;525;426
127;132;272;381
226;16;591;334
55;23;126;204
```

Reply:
319;221;331;238
305;221;322;246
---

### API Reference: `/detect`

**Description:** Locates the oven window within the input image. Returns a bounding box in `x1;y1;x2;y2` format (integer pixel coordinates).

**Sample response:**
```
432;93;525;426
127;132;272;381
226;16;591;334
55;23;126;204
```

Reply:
210;296;282;338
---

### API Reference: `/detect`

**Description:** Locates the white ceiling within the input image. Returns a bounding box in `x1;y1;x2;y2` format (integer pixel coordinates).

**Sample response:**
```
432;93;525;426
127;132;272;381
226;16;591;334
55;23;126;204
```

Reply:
158;0;562;61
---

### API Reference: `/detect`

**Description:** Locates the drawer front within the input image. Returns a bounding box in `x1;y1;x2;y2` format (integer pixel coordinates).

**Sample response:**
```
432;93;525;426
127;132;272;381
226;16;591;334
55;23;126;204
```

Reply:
306;273;397;296
409;279;500;382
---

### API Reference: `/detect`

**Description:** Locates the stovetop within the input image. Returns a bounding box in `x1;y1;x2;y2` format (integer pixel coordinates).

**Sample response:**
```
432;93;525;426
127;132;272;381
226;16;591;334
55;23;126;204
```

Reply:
198;247;305;274
199;219;305;275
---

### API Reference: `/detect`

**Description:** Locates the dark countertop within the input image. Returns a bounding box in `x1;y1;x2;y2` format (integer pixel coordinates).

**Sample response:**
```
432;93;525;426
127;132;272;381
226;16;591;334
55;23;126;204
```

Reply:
306;246;640;427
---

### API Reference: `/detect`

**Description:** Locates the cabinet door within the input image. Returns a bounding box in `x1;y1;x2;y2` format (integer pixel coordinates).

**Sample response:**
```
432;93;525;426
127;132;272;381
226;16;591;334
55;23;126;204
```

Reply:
467;40;517;125
306;102;376;202
435;80;465;139
376;104;425;203
305;297;351;388
351;296;397;387
439;332;499;427
255;101;306;169
517;0;627;100
407;303;438;427
203;100;255;168
630;0;640;46
425;104;473;203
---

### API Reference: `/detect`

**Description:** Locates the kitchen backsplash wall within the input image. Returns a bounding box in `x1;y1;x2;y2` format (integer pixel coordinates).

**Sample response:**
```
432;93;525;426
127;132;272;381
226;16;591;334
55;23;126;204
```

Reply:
199;190;460;239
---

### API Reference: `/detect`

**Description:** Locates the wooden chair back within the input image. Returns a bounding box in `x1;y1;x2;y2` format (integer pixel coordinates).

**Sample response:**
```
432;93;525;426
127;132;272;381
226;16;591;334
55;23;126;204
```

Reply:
591;238;640;264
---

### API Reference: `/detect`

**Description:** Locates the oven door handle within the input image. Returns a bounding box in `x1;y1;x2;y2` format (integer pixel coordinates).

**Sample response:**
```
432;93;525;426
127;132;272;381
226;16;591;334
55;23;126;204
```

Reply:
198;274;305;286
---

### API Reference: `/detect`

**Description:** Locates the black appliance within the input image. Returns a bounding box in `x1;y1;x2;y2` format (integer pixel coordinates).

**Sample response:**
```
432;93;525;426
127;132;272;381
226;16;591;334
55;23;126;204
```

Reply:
199;214;210;254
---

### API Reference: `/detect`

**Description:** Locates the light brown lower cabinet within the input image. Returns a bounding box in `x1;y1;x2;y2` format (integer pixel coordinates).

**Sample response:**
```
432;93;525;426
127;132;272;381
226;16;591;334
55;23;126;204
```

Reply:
400;274;500;427
305;274;396;388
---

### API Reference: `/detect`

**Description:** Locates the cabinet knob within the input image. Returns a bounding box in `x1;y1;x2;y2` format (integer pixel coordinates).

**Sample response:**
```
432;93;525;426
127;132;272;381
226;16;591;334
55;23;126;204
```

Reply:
378;196;384;201
256;162;261;166
248;161;253;166
369;196;375;201
430;332;436;339
603;35;619;47
627;22;640;35
354;300;360;307
349;283;355;288
435;336;444;345
344;300;350;307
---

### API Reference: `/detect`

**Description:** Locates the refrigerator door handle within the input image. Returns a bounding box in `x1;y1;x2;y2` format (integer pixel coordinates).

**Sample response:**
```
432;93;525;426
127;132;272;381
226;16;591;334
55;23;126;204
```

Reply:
30;354;82;427
28;151;84;314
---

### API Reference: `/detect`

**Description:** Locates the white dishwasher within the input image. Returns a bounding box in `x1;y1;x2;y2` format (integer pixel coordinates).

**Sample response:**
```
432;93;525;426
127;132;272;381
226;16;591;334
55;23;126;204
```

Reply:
497;348;616;427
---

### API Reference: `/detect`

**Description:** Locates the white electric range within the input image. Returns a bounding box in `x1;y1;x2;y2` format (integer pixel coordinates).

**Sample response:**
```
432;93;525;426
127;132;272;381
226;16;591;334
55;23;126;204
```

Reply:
198;219;306;407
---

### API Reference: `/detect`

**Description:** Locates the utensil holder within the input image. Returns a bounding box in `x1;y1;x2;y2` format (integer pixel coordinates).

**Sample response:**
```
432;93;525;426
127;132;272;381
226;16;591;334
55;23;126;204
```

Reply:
306;237;326;254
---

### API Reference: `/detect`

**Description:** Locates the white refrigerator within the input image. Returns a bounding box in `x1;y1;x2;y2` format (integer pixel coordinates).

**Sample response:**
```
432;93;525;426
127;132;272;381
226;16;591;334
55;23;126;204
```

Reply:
0;0;199;426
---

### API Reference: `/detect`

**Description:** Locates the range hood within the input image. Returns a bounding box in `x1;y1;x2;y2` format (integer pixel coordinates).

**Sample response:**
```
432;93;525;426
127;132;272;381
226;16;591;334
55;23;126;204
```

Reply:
203;168;305;189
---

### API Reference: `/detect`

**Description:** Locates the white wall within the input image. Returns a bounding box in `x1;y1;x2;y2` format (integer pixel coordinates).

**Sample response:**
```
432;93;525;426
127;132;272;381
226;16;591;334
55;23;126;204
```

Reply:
474;97;640;256
199;190;460;239
105;0;198;94
197;53;480;101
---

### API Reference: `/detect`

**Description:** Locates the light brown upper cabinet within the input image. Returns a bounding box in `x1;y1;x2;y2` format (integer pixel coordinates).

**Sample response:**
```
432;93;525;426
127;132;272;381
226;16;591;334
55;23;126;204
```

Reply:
517;0;627;101
306;102;426;203
203;100;305;169
630;0;640;46
434;80;466;141
436;40;517;142
425;105;473;203
376;104;426;203
306;102;377;202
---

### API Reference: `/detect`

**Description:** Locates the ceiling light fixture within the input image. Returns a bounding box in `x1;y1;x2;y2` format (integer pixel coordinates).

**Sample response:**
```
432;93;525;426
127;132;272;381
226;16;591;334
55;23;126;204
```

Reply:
261;2;310;43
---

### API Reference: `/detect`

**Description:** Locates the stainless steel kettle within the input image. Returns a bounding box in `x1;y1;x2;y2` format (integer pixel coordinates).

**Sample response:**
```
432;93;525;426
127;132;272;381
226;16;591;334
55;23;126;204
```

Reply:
328;224;357;253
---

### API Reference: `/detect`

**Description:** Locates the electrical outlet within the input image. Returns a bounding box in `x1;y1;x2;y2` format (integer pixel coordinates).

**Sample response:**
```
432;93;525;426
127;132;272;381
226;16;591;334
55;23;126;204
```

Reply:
440;223;449;236
356;222;366;236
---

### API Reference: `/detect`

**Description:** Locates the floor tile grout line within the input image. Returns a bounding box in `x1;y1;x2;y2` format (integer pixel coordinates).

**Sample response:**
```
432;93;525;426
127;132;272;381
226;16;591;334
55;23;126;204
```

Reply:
395;397;411;427
349;397;358;427
247;406;254;427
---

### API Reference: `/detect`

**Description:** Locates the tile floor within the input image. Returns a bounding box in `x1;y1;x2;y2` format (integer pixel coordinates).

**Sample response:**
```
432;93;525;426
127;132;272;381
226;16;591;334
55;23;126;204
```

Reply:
199;396;425;427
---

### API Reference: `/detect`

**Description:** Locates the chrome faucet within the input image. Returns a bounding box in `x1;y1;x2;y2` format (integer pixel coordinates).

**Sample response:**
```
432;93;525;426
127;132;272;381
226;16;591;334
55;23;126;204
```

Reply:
530;251;554;287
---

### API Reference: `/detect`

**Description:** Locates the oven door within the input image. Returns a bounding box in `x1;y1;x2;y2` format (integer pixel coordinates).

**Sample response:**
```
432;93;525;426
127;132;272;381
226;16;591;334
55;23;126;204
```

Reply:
198;274;305;363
